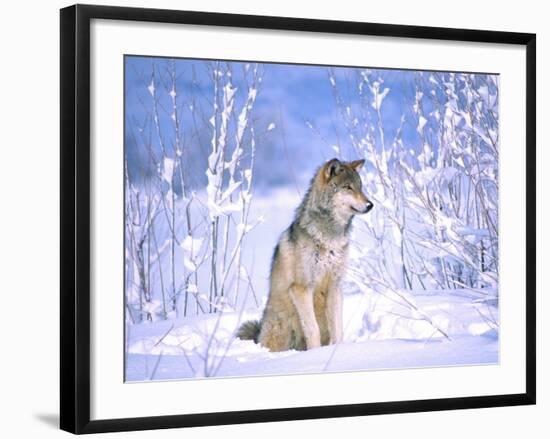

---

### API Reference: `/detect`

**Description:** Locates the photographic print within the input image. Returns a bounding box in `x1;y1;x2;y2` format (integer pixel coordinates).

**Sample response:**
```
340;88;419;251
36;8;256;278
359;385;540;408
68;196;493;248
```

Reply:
124;56;499;382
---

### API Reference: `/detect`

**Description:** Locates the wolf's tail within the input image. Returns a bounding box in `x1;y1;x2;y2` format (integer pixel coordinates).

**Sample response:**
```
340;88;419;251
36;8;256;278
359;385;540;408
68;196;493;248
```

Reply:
237;319;261;343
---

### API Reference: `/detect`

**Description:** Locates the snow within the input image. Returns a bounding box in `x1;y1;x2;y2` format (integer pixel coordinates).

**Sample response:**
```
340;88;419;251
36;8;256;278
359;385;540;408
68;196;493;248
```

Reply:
417;115;428;134
147;79;155;97
126;288;498;381
181;235;204;253
127;335;497;381
162;158;174;183
371;85;390;110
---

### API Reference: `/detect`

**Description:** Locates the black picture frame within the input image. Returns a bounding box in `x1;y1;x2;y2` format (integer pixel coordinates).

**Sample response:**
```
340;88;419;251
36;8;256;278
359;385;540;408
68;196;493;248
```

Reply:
60;3;536;434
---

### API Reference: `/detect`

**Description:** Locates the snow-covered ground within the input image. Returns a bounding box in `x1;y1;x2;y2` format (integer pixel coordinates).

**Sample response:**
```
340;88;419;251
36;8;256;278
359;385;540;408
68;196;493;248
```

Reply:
125;288;498;382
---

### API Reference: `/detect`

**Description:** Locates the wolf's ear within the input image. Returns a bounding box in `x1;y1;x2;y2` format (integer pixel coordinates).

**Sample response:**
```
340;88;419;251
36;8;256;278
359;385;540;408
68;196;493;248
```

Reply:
348;159;365;170
324;158;342;181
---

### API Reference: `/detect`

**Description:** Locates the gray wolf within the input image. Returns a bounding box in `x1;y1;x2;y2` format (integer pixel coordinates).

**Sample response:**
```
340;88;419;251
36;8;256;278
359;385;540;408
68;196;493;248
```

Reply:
237;158;373;351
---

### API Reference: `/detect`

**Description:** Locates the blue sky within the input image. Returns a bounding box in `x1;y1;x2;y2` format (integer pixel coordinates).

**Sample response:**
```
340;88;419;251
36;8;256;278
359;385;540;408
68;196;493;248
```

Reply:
124;56;494;191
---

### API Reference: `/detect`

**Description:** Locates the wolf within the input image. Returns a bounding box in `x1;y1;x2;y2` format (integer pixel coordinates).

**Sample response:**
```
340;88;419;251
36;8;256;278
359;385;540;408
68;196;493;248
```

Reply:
237;158;373;351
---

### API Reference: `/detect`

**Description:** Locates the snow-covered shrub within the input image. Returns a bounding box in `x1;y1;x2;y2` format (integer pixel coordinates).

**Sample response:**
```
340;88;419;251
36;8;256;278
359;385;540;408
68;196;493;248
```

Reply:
327;69;499;337
125;60;268;322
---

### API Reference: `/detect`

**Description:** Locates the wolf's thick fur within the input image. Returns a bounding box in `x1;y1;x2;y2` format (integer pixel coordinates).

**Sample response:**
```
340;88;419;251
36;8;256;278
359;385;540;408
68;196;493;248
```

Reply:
238;158;373;351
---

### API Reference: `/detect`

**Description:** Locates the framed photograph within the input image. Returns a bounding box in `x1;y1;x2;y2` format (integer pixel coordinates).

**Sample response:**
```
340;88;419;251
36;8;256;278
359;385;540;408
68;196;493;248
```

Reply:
60;4;536;434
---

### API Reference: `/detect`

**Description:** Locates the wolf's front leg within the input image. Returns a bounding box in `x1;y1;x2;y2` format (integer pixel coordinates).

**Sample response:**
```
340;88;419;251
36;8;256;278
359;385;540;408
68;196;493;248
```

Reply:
326;286;343;344
289;283;321;349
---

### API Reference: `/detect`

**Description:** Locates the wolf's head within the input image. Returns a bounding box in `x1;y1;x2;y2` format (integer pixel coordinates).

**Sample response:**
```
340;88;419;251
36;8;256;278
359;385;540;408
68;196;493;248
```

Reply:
321;158;373;217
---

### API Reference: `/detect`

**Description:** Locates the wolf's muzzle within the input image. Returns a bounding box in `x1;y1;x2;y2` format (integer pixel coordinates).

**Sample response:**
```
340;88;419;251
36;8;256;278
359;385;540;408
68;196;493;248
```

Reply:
363;202;374;213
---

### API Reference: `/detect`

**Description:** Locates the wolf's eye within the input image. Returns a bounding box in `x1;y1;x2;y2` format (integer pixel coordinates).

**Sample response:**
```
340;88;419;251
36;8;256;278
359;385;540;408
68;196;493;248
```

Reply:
344;184;353;191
